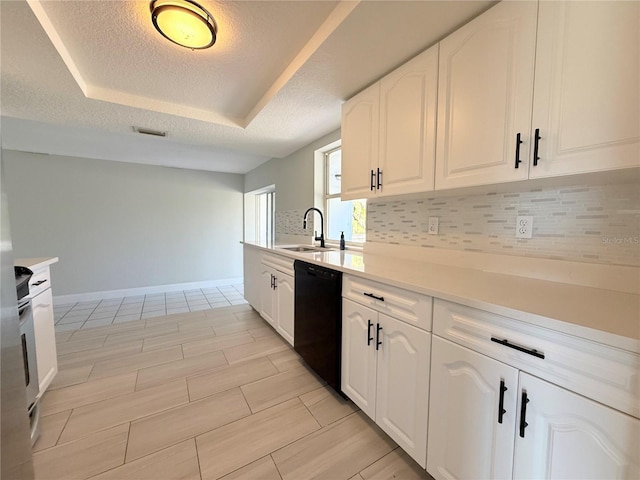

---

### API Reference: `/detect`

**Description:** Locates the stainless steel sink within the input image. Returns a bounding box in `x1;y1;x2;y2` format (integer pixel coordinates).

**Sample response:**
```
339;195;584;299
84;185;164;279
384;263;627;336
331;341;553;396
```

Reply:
276;245;332;253
279;246;318;252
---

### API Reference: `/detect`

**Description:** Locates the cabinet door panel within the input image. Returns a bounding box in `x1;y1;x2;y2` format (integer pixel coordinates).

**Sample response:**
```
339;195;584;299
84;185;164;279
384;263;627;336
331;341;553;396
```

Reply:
375;314;430;468
378;46;437;197
259;267;275;326
435;1;537;189
32;288;57;394
243;246;261;309
341;299;377;418
341;84;379;201
275;273;294;346
427;336;518;480
514;373;640;479
530;1;640;178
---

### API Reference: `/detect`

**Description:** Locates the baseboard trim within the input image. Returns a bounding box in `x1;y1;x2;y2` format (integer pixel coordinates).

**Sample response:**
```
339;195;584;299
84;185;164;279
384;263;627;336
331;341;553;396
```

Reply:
53;277;244;305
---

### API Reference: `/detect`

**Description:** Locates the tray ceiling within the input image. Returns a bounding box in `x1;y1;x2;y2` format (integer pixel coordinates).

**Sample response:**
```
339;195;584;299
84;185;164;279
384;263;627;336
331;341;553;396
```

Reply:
1;0;494;173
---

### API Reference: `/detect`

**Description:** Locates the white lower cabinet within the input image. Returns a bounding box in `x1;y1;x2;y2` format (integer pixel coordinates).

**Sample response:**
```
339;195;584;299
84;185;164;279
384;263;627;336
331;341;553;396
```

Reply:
32;285;57;395
259;265;276;327
427;336;518;479
259;254;294;346
274;273;294;345
428;299;640;480
243;245;261;309
514;373;640;479
341;297;430;467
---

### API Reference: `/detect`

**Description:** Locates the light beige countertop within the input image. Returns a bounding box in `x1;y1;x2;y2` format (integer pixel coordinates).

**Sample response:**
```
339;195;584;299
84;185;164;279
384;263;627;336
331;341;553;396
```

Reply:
14;257;59;271
244;242;640;353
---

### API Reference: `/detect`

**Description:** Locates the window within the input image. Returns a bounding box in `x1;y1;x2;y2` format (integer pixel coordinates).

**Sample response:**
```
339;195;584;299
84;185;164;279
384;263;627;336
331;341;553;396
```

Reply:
325;147;366;243
256;190;275;244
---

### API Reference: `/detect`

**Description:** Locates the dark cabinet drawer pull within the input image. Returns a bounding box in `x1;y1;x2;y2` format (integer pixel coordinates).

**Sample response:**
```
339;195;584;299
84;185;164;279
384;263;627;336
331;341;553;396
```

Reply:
533;128;541;166
32;279;47;287
519;391;530;437
21;334;30;386
375;323;382;350
367;320;373;346
491;337;544;359
514;132;523;168
363;292;384;302
498;380;507;424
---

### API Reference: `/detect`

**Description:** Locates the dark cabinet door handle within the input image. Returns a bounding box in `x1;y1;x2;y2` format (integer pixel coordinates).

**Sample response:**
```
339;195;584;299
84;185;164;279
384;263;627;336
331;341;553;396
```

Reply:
491;337;545;359
514;132;523;168
498;380;507;424
367;320;373;346
370;169;376;191
519;391;530;437
377;168;382;189
363;292;384;302
32;279;47;287
21;333;30;386
533;128;541;166
273;276;277;289
375;323;382;350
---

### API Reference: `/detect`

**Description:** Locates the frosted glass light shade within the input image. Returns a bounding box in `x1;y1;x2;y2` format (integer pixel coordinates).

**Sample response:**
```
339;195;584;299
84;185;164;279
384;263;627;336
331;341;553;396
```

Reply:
150;0;217;50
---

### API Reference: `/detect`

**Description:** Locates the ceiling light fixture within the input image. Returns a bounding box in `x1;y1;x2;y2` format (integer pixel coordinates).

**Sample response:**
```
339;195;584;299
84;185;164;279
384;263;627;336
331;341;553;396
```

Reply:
150;0;217;50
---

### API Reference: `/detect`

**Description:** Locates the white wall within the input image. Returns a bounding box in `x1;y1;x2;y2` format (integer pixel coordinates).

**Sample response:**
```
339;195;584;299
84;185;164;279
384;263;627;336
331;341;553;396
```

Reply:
3;150;244;295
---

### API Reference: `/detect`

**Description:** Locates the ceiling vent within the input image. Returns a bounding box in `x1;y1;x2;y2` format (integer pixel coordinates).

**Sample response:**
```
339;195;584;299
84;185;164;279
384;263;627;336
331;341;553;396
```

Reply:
133;126;167;137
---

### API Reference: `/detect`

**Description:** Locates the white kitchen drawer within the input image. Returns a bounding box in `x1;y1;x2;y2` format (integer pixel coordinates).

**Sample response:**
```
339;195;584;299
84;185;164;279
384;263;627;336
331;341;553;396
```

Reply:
343;275;432;332
261;253;294;276
29;266;51;298
433;299;640;419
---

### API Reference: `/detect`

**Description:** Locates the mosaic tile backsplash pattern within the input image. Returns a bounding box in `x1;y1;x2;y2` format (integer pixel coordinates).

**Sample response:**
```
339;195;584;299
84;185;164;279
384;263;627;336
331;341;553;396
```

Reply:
367;184;640;266
276;209;314;237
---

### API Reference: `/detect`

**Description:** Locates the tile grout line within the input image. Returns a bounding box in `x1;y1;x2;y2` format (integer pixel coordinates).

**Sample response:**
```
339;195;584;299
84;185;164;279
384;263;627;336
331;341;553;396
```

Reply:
269;453;285;480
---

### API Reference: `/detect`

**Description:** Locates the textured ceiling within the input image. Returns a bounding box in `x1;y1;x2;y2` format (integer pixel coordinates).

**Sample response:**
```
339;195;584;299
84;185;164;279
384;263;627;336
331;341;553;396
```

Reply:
0;0;495;174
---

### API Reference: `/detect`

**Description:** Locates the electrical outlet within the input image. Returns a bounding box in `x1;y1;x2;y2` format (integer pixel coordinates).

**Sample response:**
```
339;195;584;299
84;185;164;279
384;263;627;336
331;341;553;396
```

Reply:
516;215;533;239
428;217;439;235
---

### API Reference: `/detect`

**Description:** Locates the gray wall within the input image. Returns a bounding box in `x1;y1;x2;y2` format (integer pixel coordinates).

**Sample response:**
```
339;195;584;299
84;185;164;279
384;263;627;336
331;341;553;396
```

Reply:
3;150;244;295
245;129;340;210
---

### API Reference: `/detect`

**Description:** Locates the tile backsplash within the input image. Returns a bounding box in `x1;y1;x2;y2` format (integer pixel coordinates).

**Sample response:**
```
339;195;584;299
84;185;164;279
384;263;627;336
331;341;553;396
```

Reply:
276;209;313;238
367;183;640;266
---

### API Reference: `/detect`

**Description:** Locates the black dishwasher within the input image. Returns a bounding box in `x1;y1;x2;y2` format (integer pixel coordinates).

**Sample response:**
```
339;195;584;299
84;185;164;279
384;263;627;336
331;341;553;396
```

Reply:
294;260;342;393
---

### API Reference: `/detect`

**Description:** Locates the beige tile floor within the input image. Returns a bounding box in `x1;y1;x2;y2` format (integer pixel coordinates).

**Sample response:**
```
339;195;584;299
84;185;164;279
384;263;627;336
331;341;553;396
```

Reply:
34;304;433;480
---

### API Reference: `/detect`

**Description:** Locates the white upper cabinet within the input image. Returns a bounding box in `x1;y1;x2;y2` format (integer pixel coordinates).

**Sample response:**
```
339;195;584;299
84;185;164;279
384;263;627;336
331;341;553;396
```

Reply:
341;45;438;200
341;84;380;200
378;46;438;197
529;1;640;178
344;1;639;195
435;1;538;190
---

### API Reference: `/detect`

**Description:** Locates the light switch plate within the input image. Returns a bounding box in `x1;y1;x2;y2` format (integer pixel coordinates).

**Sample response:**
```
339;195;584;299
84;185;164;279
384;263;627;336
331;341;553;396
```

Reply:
428;217;439;235
516;215;533;239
